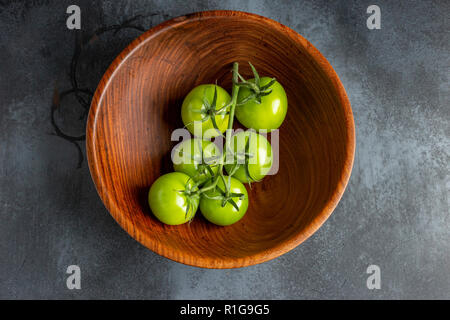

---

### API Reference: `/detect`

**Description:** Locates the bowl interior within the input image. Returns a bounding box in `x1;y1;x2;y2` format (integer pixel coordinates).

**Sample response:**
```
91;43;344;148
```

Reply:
87;11;354;268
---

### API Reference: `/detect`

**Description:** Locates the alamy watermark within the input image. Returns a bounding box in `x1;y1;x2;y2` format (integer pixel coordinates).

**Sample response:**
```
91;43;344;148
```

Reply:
367;5;381;30
170;124;280;176
66;265;81;290
66;5;81;30
366;264;381;290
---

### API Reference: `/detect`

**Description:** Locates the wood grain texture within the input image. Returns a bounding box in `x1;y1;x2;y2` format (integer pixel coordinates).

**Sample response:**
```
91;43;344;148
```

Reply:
86;10;355;268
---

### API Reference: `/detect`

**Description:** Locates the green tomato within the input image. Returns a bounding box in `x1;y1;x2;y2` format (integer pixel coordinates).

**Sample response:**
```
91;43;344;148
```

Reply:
235;77;287;130
199;176;249;226
181;84;231;138
148;172;199;225
172;138;221;182
224;130;273;183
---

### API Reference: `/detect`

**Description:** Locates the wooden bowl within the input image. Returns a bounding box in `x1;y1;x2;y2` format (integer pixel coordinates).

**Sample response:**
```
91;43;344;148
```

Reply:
87;10;355;268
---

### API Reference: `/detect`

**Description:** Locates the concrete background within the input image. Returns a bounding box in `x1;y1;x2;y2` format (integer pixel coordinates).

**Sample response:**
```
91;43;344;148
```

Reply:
0;0;448;299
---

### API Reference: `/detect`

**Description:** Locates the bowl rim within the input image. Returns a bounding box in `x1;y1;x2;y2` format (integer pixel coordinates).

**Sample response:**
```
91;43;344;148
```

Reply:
86;10;356;269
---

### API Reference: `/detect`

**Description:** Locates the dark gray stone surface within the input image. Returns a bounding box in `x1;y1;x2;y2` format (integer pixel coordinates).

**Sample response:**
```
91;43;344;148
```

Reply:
0;0;448;299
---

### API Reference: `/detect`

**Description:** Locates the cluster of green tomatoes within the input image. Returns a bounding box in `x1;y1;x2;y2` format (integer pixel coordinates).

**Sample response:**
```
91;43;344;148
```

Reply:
148;62;287;226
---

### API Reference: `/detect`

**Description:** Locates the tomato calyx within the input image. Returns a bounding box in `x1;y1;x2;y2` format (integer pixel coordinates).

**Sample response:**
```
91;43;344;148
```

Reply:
190;85;229;136
186;139;221;180
234;62;277;105
226;134;257;186
174;178;200;220
203;175;245;212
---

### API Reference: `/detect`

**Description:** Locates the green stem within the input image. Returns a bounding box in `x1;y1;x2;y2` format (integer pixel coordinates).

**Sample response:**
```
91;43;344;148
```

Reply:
197;62;240;195
227;62;240;131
